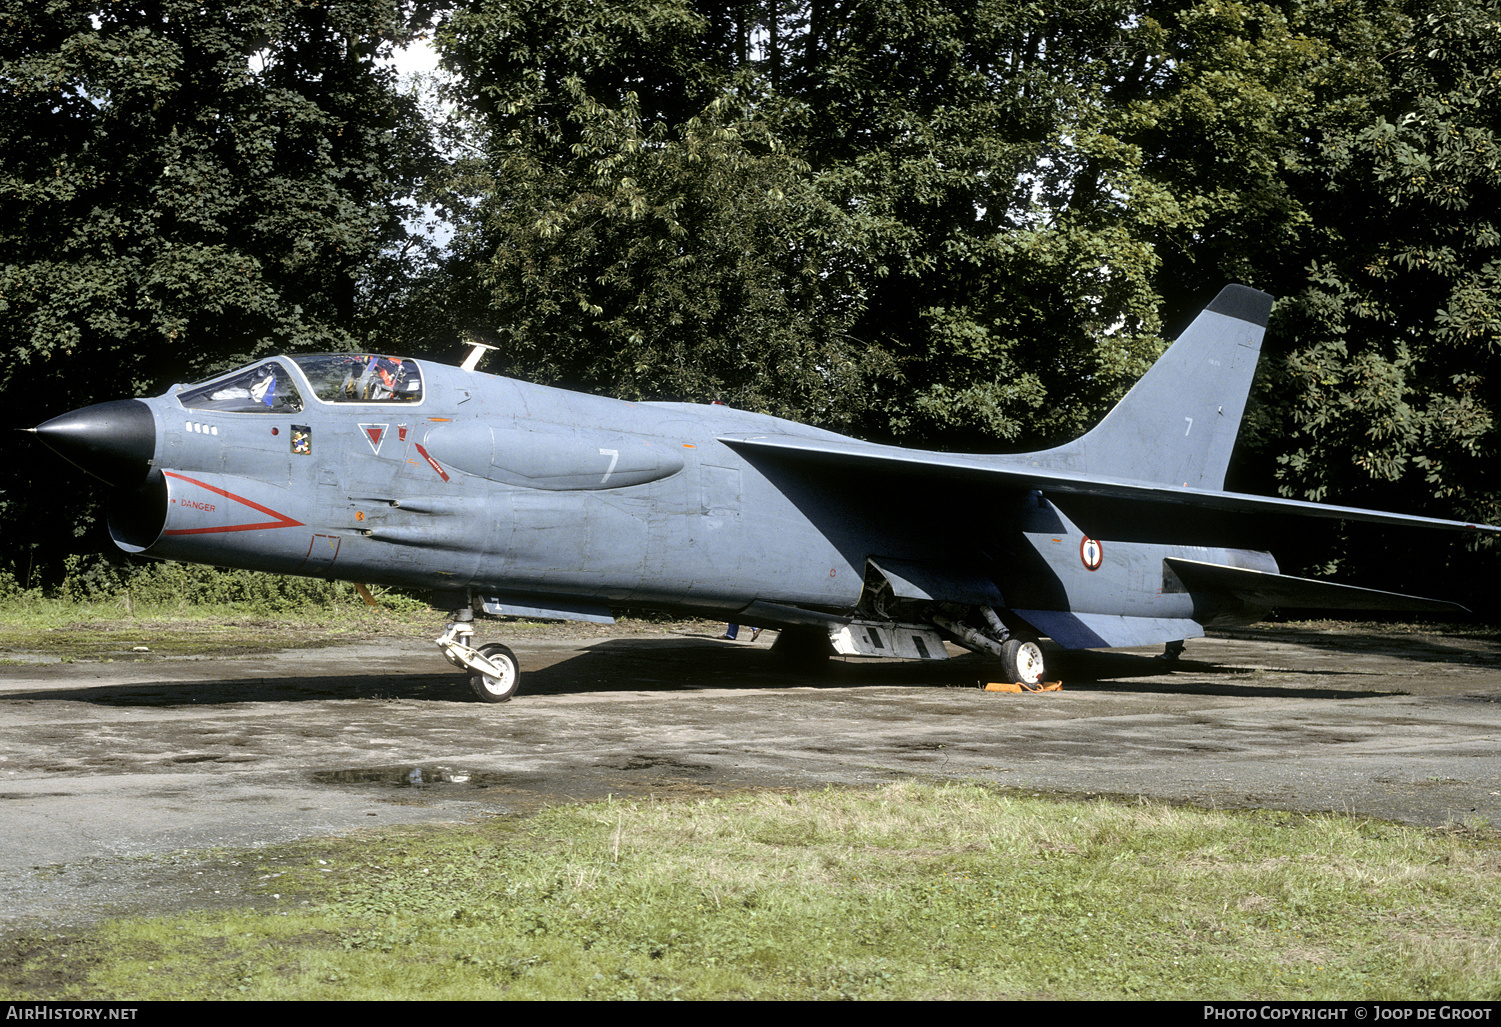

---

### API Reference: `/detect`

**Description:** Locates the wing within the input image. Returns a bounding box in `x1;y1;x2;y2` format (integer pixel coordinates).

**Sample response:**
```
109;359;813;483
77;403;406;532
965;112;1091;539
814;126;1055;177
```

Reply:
720;284;1494;536
719;432;1500;535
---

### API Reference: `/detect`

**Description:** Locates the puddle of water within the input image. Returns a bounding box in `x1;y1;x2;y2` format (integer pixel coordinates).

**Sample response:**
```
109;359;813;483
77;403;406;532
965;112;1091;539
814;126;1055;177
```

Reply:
311;765;490;789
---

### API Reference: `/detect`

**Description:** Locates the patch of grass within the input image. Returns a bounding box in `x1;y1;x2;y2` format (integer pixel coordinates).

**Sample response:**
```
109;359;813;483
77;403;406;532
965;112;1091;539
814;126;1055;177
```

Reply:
7;784;1501;1000
0;561;443;658
0;568;724;660
0;600;433;660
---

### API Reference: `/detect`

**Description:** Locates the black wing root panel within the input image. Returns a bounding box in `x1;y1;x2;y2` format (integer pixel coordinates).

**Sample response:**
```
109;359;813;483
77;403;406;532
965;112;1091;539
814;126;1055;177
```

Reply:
868;557;1004;607
1164;558;1468;615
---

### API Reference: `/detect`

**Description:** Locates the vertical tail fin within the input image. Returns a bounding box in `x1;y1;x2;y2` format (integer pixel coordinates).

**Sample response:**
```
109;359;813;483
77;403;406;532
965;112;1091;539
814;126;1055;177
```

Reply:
1037;284;1272;490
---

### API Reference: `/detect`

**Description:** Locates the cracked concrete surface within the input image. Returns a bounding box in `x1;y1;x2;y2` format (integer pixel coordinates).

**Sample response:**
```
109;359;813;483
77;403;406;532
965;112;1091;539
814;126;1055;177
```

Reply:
2;622;1498;928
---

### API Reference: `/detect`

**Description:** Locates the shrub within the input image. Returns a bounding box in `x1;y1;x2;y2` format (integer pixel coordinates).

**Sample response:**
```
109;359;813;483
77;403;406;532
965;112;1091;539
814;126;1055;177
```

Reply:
2;555;428;615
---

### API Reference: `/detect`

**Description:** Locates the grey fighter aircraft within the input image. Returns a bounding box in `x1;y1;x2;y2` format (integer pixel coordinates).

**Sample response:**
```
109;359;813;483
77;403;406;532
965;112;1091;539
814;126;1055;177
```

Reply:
30;285;1499;701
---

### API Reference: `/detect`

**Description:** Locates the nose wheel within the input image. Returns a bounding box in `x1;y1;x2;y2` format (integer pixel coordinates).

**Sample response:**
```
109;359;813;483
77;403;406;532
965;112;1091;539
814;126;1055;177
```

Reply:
469;642;520;703
436;612;523;703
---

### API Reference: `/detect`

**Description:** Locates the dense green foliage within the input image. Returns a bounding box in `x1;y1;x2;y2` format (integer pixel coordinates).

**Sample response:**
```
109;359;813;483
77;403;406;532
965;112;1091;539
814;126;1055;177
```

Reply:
1265;3;1500;519
0;555;371;611
435;0;1174;444
1;0;439;391
4;0;1498;601
3;0;439;569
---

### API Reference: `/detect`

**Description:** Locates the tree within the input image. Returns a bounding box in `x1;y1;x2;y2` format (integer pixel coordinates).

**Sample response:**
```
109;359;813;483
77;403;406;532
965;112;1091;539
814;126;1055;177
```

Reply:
437;1;1385;449
1250;0;1501;588
2;0;437;576
1266;0;1501;510
435;0;877;424
436;1;1151;444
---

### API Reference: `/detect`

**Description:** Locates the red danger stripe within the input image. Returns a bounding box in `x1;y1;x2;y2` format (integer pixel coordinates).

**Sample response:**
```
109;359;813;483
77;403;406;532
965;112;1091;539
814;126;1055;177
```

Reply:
161;472;305;534
415;444;450;482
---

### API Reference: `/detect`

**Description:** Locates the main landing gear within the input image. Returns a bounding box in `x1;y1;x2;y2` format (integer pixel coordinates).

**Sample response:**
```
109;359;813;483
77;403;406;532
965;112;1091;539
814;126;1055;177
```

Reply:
930;605;1050;685
436;605;521;702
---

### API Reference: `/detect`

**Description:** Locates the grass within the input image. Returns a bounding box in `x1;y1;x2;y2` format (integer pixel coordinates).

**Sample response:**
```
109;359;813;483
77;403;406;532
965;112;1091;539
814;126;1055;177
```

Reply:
0;596;433;662
0;565;719;661
0;563;436;660
6;783;1500;1000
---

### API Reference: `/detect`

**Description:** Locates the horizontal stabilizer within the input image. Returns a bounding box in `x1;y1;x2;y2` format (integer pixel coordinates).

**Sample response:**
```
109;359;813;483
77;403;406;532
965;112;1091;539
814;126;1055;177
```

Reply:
1164;558;1467;614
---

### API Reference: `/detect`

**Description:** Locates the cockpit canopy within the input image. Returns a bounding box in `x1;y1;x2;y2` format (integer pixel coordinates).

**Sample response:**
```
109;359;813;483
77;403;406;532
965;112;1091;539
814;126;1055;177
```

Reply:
176;355;422;413
290;354;423;404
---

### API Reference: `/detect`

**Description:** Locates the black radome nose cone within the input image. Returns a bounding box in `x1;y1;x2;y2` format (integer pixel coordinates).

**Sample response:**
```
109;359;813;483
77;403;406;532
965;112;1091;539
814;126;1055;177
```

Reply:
32;399;157;490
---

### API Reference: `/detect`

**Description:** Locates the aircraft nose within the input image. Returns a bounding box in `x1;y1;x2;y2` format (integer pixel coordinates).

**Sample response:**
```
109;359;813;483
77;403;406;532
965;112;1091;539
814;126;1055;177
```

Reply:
30;400;157;490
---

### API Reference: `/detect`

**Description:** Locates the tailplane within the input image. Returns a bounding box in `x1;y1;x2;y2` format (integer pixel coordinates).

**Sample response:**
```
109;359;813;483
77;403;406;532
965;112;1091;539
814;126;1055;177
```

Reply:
1036;285;1272;490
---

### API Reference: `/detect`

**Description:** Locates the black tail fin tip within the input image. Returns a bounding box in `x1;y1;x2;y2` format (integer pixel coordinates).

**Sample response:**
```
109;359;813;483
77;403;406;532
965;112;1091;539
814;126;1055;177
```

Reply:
1207;284;1274;327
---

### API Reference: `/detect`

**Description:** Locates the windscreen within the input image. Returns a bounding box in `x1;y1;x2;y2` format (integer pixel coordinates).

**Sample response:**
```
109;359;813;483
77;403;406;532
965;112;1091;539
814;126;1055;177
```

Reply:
176;361;304;413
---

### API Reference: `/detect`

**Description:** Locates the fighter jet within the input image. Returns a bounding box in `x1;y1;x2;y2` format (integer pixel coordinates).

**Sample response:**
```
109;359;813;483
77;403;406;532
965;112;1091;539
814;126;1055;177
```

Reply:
29;285;1498;701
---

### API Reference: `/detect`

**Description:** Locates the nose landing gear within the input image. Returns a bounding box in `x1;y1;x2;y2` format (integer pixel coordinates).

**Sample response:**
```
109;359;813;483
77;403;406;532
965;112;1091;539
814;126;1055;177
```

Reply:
436;606;522;702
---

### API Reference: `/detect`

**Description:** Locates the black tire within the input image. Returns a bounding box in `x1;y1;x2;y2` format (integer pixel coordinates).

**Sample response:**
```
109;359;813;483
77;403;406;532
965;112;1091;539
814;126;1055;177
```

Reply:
770;625;835;673
468;642;521;702
1000;638;1047;685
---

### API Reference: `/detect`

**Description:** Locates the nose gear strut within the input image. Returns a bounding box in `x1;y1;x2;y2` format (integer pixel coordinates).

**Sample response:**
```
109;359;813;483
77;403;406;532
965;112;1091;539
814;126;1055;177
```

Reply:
436;606;511;679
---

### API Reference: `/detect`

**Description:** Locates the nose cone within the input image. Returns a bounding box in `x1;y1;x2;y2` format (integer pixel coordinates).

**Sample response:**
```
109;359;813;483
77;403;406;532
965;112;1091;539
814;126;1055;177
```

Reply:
31;399;157;490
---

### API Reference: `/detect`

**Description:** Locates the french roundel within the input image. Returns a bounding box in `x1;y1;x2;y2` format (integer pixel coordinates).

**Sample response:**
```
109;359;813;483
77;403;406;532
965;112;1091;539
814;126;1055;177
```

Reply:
1080;536;1103;571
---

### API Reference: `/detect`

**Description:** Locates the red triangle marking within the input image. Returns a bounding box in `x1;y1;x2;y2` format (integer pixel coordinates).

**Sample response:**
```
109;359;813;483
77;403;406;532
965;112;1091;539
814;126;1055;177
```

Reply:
360;423;388;454
162;472;306;535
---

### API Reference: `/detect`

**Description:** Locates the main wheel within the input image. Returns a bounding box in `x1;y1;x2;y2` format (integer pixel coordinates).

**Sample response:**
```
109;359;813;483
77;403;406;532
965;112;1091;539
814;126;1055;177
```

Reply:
1001;638;1047;685
469;642;520;703
770;625;834;673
